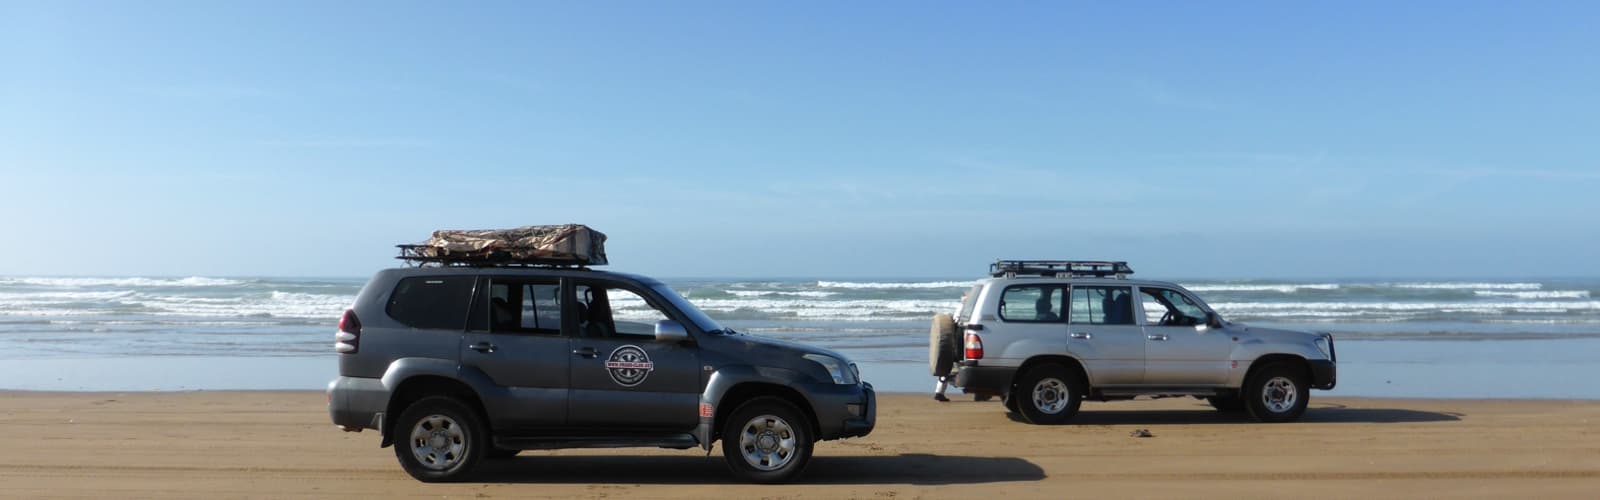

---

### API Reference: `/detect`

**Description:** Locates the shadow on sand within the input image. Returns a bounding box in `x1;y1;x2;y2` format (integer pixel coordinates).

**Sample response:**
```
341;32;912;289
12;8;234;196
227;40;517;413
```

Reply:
1002;401;1463;425
471;453;1045;485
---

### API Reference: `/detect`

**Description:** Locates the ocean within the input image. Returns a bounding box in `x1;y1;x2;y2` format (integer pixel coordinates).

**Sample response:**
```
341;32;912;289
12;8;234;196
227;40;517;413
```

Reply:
3;275;1598;397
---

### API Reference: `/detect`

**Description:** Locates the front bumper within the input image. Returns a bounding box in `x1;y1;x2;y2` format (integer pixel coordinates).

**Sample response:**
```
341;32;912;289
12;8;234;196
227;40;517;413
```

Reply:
805;381;876;440
327;376;390;432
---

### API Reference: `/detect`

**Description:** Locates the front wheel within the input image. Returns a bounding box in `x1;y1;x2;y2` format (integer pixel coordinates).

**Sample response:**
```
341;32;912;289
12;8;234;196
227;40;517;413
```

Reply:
1014;364;1082;425
1244;362;1311;422
721;397;815;484
392;396;487;482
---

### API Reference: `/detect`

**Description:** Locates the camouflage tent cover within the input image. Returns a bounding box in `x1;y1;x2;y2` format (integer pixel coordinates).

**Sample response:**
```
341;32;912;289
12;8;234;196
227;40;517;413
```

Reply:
407;224;608;265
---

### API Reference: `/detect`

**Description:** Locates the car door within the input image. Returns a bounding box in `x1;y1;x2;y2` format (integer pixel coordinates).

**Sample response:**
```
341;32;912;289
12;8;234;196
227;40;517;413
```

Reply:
459;276;570;430
1138;286;1234;386
1065;285;1145;386
566;279;702;430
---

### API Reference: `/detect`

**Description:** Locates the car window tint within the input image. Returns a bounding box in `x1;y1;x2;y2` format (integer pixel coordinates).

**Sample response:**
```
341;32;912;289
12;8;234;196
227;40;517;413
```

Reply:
386;276;475;330
488;279;561;335
1141;288;1207;326
1069;286;1135;326
957;285;983;322
999;285;1064;323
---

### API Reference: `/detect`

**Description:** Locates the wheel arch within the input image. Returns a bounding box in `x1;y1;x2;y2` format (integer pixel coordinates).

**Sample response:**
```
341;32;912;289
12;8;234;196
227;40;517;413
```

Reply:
713;382;819;443
1240;354;1311;389
1015;355;1090;396
382;375;490;448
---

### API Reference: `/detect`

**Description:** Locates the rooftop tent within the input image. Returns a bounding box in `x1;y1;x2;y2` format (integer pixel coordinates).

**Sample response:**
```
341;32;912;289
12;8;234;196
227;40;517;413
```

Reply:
398;224;608;266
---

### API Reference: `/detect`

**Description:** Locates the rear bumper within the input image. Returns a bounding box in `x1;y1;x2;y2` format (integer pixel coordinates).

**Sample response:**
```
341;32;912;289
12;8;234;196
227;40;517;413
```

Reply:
806;382;876;440
1309;360;1337;390
327;376;389;432
954;364;1018;396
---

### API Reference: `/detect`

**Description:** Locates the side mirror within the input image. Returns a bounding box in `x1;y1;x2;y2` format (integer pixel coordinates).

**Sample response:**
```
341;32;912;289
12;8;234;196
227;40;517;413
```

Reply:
1195;312;1222;332
654;320;690;343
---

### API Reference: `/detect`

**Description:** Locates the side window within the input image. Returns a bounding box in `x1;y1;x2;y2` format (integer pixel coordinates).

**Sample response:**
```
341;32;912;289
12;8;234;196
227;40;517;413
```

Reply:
575;283;671;339
487;279;562;335
1068;286;1135;326
1141;288;1207;326
998;285;1065;323
956;285;983;323
387;276;475;330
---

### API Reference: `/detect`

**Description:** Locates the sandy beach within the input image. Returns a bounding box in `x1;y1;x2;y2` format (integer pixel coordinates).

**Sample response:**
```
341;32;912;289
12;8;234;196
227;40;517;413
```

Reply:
2;392;1596;498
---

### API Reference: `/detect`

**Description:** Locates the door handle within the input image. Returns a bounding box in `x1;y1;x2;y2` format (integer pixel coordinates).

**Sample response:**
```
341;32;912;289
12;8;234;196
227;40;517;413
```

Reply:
468;342;497;353
1070;332;1092;340
1147;334;1169;341
572;347;598;359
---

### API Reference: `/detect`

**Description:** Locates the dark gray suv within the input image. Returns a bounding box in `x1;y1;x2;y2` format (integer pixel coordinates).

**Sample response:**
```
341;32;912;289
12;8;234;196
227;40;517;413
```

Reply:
327;266;875;483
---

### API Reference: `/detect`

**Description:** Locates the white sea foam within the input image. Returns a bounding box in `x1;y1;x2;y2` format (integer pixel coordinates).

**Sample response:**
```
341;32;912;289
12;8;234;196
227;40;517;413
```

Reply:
727;290;839;298
1391;282;1542;290
1184;284;1341;293
1213;301;1600;315
816;280;976;289
1473;290;1589;299
0;277;246;288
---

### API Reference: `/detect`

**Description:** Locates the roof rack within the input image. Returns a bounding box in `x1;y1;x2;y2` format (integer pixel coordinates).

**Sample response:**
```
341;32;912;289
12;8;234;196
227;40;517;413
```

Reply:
396;244;595;269
990;260;1134;279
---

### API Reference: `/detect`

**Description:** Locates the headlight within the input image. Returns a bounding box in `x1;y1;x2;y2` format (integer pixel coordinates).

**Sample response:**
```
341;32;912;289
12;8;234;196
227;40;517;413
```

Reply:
803;354;858;385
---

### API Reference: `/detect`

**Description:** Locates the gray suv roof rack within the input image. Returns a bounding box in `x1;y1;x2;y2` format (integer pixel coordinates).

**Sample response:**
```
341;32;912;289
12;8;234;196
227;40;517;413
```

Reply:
990;260;1134;279
395;244;594;269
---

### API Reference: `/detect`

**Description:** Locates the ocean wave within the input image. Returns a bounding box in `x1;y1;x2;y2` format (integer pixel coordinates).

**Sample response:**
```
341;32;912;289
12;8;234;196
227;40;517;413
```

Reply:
1184;284;1341;293
1473;290;1590;299
0;276;247;288
727;290;839;298
1214;301;1600;314
1390;282;1542;290
816;280;976;289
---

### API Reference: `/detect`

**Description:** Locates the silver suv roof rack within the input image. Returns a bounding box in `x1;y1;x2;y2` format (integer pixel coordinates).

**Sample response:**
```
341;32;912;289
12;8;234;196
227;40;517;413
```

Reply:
990;260;1134;279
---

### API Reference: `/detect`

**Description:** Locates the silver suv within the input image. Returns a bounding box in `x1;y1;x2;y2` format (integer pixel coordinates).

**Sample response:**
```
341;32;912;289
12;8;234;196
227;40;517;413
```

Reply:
930;260;1335;424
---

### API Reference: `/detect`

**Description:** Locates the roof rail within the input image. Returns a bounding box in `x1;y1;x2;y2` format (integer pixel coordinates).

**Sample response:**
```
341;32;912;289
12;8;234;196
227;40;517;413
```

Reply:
395;245;595;269
990;260;1134;279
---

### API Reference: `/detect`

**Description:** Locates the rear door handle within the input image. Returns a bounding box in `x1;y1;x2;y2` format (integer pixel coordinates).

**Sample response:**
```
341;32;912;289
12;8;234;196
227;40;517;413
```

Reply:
572;347;598;359
468;342;497;353
1147;334;1169;341
1070;332;1092;340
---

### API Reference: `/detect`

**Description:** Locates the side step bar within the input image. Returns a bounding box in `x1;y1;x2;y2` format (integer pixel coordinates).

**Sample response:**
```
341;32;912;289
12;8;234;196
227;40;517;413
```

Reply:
495;434;699;451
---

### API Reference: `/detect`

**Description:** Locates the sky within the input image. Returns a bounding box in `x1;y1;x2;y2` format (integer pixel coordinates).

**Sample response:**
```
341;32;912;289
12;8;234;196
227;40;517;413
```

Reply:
3;1;1598;279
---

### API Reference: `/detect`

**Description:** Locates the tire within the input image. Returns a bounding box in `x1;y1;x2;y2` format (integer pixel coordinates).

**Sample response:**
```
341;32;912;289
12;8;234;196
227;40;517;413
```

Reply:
1002;390;1020;414
929;313;959;377
1243;362;1311;423
485;447;520;459
1207;396;1246;412
392;396;487;482
721;397;815;484
1014;364;1082;425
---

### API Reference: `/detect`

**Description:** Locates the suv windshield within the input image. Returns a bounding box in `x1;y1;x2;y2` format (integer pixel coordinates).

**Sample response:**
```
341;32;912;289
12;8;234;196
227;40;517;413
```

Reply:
649;283;726;333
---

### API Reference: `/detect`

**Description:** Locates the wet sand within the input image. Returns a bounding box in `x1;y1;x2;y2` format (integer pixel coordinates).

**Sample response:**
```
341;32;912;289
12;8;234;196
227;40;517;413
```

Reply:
3;391;1597;498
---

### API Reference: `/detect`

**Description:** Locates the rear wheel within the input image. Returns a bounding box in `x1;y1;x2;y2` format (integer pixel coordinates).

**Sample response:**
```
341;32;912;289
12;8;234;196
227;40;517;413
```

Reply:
1244;362;1310;423
1014;364;1082;425
721;397;814;484
392;396;486;482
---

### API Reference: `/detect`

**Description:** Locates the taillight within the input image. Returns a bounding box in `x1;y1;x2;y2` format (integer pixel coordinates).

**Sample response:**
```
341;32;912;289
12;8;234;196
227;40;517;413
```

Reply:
336;309;361;354
964;332;984;359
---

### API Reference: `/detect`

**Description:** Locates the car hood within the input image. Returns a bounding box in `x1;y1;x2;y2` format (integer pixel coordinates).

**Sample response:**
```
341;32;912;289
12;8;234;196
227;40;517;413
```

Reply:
1227;323;1324;342
720;332;849;361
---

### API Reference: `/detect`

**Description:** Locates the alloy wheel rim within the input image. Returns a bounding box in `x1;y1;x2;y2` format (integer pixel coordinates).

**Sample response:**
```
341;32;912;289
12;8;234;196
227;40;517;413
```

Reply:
409;414;467;470
737;414;797;471
1262;376;1298;413
1032;377;1070;414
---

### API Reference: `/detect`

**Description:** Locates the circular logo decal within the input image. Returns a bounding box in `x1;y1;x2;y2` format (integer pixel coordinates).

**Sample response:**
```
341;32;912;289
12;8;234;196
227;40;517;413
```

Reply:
604;345;655;387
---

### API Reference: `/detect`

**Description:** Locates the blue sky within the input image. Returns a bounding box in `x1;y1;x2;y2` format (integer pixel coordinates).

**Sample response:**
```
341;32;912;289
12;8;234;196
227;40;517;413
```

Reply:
3;1;1598;278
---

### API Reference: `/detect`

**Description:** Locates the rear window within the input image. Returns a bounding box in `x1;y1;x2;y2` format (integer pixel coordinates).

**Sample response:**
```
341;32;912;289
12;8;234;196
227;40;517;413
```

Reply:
387;276;475;330
956;285;982;322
